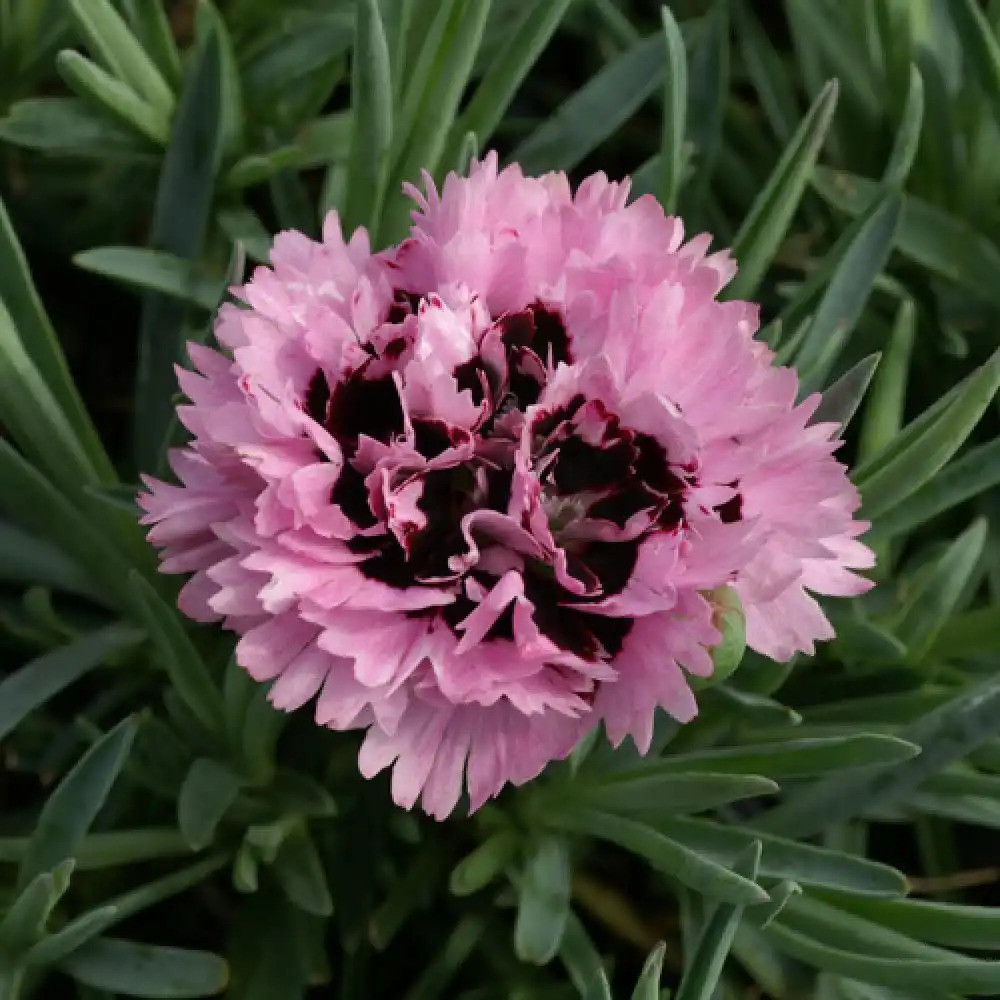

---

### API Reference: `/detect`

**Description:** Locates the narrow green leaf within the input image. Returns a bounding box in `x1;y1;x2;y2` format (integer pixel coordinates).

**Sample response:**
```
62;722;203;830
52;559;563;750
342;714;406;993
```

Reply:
20;717;137;889
134;20;224;472
557;911;611;1000
120;0;181;88
657;4;687;214
892;519;988;663
728;80;838;300
451;130;479;175
877;0;915;115
654;816;906;897
231;842;259;895
802;688;950;727
75;247;222;310
177;760;245;851
631;942;666;1000
729;922;804;999
294;112;351;168
0;442;140;611
811;354;880;429
858;298;914;465
835;980;950;1000
912;789;1000;829
511;31;666;175
444;0;574;166
128;571;224;737
241;11;353;109
221;655;257;761
320;161;346;222
813;168;1000;309
568;725;602;776
732;0;799;142
928;604;1000;661
0;861;74;957
0;196;114;481
542;809;768;904
25;905;119;969
56;50;169;145
875;435;1000;539
0;299;105;495
754;880;802;929
755;669;1000;838
650;735;919;779
0;829;191;870
389;0;458;155
66;0;174;114
515;836;571;965
557;772;777;816
272;826;333;917
450;830;520;896
222;149;310;192
379;0;413;98
583;972;614;1000
404;914;486;1000
629;154;664;201
951;0;1000;135
794;193;902;394
0;521;98;598
343;0;393;234
923;767;1000;799
784;0;881;127
0;624;142;743
61;938;228;998
588;0;641;46
819;893;1000;952
829;610;907;664
675;842;761;1000
853;349;1000;520
380;0;491;241
685;0;729;219
225;889;322;998
764;902;1000;994
882;64;924;186
217;206;272;264
710;683;801;726
774;893;976;969
194;2;243;162
240;686;286;781
0;97;154;157
28;855;228;967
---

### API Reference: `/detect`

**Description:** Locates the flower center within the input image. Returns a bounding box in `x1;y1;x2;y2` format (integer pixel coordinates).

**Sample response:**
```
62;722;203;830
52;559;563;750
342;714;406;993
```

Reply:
301;292;702;661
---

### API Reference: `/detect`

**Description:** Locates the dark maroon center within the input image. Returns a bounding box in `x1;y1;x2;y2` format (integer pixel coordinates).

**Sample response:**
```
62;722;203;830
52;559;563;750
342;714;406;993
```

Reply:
300;294;732;661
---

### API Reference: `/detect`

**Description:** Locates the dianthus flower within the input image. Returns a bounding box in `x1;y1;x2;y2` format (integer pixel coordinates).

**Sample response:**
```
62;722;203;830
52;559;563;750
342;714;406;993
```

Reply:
139;154;873;818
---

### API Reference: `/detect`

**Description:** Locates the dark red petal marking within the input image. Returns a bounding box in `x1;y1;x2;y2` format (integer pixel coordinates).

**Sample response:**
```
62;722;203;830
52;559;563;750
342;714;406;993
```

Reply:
412;418;454;459
529;301;572;366
334;465;378;529
551;436;636;494
386;289;423;324
305;369;331;424
328;374;404;446
715;481;743;524
454;357;490;406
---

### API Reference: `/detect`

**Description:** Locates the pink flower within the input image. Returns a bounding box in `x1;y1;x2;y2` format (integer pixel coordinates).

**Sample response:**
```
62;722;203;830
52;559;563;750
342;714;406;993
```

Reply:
139;154;873;819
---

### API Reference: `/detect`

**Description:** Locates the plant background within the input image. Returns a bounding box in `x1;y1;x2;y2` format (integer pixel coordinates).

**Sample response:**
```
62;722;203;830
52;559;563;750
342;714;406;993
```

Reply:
4;0;1000;998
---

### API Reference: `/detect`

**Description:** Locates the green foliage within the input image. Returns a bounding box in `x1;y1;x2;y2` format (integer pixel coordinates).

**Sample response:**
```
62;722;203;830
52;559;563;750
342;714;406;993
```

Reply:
2;1;1000;998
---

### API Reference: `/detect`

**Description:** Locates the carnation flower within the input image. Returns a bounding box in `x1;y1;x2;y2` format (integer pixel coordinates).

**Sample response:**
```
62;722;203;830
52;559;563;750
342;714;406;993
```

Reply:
139;153;873;819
